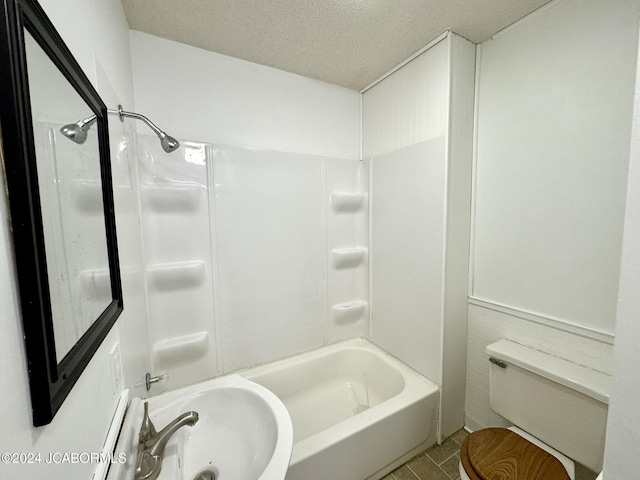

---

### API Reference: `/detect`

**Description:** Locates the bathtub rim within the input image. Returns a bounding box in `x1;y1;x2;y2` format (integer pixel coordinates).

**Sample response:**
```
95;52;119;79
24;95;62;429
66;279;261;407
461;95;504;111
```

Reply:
238;337;438;388
240;337;440;466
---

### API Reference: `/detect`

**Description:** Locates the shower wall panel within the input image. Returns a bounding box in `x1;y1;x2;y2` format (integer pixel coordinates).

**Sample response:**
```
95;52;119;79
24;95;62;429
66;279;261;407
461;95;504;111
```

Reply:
212;145;327;372
370;138;446;383
364;33;476;441
138;140;368;384
130;29;363;385
138;137;218;392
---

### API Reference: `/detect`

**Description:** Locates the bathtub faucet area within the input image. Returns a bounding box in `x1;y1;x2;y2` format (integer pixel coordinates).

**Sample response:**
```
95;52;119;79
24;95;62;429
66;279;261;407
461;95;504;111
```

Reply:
135;402;199;480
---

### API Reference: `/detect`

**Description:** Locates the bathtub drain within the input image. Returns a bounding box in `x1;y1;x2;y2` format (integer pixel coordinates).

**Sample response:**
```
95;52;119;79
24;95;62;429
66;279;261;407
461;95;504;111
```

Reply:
193;470;216;480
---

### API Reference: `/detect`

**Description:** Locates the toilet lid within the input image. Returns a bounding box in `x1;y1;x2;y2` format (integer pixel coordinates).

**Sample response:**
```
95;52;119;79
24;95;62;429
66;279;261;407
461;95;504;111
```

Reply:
460;428;570;480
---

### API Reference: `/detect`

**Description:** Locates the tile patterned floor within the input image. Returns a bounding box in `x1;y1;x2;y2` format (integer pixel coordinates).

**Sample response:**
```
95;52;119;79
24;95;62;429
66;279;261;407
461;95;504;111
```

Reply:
382;429;468;480
381;428;599;480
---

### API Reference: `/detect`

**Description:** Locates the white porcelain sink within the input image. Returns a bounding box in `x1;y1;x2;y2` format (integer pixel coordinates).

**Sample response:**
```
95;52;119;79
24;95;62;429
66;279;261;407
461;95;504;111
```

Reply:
108;374;293;480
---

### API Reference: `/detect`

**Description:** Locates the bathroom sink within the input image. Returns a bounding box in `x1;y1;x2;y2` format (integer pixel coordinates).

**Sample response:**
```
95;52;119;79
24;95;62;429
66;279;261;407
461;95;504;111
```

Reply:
108;374;293;480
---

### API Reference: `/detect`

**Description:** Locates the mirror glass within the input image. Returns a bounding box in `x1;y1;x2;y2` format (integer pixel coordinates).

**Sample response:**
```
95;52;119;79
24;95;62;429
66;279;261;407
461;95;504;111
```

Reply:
0;0;122;426
24;30;112;362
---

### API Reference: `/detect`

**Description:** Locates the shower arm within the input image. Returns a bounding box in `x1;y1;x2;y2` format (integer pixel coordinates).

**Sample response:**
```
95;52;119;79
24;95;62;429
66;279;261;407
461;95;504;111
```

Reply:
110;106;163;137
110;105;180;153
74;106;165;135
60;104;180;153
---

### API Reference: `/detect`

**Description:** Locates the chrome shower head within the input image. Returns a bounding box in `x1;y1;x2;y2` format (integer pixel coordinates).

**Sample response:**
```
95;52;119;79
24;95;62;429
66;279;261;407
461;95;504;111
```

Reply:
59;115;97;145
60;123;88;144
59;107;181;153
158;131;180;153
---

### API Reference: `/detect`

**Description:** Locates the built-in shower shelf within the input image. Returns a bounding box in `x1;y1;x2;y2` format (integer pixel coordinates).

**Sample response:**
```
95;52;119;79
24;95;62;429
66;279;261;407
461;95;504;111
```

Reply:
331;247;368;269
71;180;102;213
330;191;367;212
147;260;205;290
142;183;202;212
80;268;111;299
153;331;210;369
71;180;132;214
332;300;368;323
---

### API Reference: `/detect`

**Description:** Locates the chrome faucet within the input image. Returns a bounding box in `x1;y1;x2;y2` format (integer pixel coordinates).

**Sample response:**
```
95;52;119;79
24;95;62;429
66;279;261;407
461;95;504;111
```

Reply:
135;402;199;480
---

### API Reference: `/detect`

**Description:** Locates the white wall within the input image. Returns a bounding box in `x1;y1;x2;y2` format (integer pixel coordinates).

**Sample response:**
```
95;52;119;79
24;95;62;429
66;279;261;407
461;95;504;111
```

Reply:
602;27;640;479
0;0;138;478
362;38;449;158
130;31;360;160
470;0;638;334
129;32;364;387
465;0;639;448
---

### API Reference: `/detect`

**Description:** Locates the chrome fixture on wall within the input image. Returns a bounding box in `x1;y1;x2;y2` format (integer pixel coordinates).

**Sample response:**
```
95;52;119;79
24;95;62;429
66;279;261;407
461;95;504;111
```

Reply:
60;104;180;153
145;372;168;391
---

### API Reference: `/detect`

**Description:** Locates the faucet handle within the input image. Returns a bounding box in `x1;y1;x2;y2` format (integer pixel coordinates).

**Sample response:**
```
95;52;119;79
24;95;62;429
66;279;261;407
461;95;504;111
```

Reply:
139;402;158;444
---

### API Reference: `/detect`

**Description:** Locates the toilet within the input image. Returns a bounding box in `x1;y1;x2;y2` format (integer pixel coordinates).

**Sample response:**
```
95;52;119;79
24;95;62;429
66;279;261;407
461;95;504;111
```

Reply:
459;339;611;480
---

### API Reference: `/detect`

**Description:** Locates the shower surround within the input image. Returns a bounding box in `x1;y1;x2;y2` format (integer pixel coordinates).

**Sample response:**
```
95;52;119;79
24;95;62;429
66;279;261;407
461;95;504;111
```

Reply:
137;137;369;392
129;30;476;443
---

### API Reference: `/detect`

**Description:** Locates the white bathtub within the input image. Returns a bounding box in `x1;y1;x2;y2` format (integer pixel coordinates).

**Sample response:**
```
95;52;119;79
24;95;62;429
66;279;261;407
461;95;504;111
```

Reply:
241;337;439;480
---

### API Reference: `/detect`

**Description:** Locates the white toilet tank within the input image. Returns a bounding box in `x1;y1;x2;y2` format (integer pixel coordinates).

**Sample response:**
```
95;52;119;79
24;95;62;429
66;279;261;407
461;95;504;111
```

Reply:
487;339;612;473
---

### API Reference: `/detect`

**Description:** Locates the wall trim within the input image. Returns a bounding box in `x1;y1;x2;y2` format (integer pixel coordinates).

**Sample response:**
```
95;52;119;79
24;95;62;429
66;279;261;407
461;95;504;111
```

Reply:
467;43;482;298
93;389;129;480
468;296;615;345
360;31;450;93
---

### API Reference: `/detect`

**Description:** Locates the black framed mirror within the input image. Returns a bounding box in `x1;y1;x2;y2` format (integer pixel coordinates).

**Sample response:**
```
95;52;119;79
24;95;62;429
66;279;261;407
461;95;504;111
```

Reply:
0;0;122;426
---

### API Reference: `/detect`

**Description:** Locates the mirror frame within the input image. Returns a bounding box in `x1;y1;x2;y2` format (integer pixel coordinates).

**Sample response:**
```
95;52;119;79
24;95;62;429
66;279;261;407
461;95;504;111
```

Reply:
0;0;122;426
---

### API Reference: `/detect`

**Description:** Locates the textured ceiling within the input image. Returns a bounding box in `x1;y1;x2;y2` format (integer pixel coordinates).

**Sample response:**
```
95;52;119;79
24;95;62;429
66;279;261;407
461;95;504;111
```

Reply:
120;0;550;91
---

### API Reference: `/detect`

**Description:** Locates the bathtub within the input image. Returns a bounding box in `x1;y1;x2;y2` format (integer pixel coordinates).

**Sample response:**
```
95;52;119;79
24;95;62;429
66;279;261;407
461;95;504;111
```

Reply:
241;337;439;480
